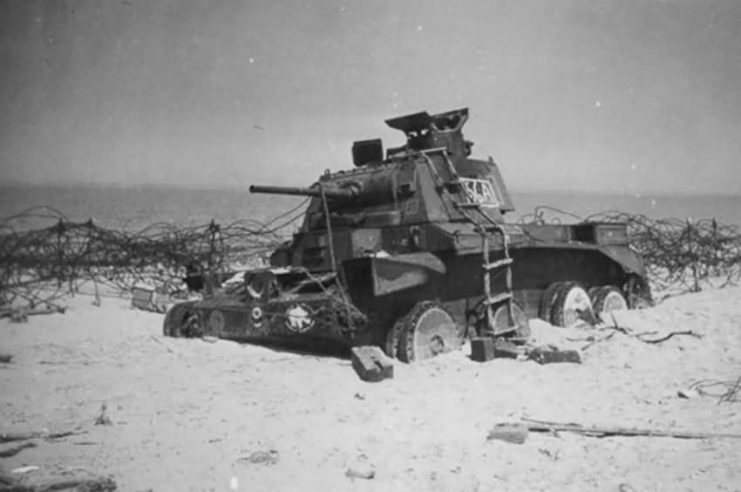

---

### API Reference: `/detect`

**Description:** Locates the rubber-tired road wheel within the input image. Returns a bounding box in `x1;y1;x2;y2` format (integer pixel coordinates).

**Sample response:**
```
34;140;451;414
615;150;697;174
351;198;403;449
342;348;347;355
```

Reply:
549;282;595;327
624;275;653;309
491;302;531;341
539;282;563;321
590;286;628;322
163;303;191;337
183;312;205;337
395;301;461;363
384;316;405;359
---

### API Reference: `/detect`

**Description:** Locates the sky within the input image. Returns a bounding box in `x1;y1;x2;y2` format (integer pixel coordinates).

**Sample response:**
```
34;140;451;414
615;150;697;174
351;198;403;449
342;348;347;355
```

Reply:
1;0;740;194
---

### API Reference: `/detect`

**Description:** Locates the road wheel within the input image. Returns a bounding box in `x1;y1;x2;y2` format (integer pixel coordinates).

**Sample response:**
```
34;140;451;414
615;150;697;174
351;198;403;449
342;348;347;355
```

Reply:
539;282;563;321
587;286;602;300
550;282;595;327
491;302;531;341
624;275;653;309
181;311;204;338
590;286;628;322
384;316;405;359
163;303;191;337
397;301;461;363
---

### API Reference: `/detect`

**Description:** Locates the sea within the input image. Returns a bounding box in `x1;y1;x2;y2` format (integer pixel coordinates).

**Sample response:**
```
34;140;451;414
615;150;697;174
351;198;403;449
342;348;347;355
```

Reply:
1;185;740;232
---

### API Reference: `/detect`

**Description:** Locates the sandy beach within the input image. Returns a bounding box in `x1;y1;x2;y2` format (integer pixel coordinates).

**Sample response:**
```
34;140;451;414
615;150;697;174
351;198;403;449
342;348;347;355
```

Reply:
0;284;739;491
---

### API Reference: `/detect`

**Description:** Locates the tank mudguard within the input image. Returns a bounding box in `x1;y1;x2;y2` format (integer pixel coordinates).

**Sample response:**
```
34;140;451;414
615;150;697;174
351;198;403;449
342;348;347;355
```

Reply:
369;252;446;296
597;245;647;278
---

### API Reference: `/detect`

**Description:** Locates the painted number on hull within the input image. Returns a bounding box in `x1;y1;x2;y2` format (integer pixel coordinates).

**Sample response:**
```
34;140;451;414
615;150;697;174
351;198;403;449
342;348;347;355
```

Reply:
460;178;500;207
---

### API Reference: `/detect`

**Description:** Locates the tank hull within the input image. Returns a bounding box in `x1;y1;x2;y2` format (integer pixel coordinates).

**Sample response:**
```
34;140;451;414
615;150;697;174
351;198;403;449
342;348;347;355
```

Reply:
164;225;650;352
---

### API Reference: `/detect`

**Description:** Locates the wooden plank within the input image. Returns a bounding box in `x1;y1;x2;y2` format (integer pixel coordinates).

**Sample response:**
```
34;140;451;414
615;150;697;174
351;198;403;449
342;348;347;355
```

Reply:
522;418;741;439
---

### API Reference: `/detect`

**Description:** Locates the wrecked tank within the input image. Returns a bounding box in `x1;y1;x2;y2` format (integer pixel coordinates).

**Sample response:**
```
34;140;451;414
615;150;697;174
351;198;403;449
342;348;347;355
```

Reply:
163;107;652;362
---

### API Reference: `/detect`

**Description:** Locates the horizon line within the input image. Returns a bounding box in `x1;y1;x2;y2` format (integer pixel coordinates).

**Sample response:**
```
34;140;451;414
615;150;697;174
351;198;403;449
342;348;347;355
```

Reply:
0;181;738;198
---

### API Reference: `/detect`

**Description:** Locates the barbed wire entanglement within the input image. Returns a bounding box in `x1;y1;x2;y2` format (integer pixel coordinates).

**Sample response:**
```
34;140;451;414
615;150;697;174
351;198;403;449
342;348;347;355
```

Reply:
519;206;741;296
0;202;308;314
2;203;740;315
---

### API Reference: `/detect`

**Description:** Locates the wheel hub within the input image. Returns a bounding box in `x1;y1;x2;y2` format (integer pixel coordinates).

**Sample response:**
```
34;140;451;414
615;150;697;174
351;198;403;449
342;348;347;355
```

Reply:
429;335;445;356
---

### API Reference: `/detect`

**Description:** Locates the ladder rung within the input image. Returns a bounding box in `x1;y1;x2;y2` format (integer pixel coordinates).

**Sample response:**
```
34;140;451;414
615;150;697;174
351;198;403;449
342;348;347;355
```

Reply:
483;258;513;270
483;292;512;306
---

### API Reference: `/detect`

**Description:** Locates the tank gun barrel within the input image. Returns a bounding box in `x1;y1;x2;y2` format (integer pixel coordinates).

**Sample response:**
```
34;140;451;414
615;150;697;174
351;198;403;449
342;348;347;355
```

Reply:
249;184;357;199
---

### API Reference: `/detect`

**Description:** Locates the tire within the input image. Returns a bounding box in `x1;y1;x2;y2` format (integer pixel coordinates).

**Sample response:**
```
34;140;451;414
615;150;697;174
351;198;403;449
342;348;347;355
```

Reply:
396;301;461;363
587;286;602;300
163;303;189;337
181;311;204;338
590;286;628;322
539;282;563;321
624;275;653;309
549;282;595;327
384;316;405;359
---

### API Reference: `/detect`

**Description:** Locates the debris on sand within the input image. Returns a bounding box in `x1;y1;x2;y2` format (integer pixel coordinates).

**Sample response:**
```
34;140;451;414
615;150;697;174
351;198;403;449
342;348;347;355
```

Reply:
345;463;375;480
527;345;582;365
94;404;113;426
351;346;393;382
237;449;279;466
470;338;523;362
487;423;529;444
681;377;741;403
0;429;85;444
522;418;741;439
0;471;117;491
0;442;36;458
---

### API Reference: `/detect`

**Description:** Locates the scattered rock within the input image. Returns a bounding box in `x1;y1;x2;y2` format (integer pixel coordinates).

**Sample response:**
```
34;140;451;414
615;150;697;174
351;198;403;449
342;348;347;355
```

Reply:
238;449;279;466
0;353;12;364
201;335;219;343
351;346;393;382
527;346;582;364
618;483;637;492
538;447;561;460
345;463;375;480
487;423;529;444
678;388;700;399
11;465;39;474
95;404;113;426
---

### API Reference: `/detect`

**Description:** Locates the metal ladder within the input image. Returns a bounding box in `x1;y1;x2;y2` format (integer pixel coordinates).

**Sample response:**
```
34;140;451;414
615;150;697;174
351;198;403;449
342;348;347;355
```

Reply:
455;202;516;336
427;147;516;336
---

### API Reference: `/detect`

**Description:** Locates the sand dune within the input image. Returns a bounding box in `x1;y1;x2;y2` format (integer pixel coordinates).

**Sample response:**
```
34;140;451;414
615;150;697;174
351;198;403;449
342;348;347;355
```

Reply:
1;287;740;491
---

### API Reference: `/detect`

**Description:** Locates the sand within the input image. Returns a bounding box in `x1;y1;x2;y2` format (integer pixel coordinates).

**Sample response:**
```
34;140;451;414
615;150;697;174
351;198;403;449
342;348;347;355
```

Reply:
1;286;740;491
